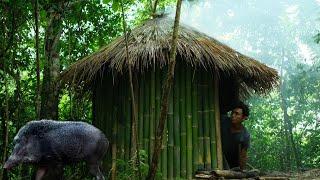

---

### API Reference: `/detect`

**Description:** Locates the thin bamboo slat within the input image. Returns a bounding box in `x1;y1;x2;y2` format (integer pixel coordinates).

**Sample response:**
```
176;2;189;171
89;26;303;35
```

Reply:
111;105;118;180
144;72;150;162
150;70;156;161
179;64;187;178
186;65;193;179
173;67;181;178
125;82;132;160
203;73;212;169
161;68;169;179
214;75;223;169
198;72;205;170
161;108;169;179
97;75;113;171
208;74;217;169
118;80;125;160
192;69;199;172
138;74;144;151
167;90;174;180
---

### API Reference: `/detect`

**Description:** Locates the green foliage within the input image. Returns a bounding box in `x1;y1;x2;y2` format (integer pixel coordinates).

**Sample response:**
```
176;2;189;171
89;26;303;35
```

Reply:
117;150;148;179
246;61;320;171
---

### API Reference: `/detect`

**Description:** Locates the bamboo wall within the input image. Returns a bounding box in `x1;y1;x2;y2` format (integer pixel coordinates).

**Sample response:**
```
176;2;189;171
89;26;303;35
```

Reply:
94;62;218;179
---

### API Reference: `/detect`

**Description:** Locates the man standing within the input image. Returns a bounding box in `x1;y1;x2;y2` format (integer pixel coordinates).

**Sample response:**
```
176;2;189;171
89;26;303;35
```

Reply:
221;102;250;170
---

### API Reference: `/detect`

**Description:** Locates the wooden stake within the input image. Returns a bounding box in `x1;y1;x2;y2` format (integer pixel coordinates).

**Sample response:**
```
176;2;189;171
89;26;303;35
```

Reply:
214;75;223;169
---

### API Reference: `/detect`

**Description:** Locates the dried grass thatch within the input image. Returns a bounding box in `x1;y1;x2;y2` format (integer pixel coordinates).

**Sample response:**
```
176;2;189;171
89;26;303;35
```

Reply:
61;16;278;95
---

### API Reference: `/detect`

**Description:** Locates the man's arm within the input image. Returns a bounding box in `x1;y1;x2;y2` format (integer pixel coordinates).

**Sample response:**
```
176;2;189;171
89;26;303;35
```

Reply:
239;148;247;170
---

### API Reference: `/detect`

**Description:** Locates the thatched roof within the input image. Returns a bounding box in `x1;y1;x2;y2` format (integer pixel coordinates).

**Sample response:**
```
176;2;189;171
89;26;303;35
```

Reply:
61;16;278;95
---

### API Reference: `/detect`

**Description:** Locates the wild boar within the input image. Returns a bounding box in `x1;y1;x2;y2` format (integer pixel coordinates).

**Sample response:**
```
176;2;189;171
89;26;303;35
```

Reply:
3;120;108;180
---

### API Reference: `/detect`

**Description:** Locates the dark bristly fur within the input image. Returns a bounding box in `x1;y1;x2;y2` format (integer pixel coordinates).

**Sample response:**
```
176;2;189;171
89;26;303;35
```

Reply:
5;120;108;180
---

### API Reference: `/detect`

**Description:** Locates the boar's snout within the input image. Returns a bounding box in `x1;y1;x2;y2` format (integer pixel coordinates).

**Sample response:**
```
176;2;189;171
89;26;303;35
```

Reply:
3;156;19;170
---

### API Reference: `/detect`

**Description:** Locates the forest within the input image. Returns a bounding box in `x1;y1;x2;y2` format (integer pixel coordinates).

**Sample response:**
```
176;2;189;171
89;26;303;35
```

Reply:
0;0;319;179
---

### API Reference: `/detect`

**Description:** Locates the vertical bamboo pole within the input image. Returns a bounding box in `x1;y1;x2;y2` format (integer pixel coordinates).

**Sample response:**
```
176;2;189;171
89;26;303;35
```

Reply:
133;73;141;176
208;74;217;169
198;72;204;170
173;68;181;178
203;73;212;169
161;112;169;179
126;82;132;160
162;68;169;179
185;65;192;179
214;75;223;169
144;71;150;162
167;89;174;180
150;69;156;163
180;62;187;178
138;73;144;151
119;80;125;160
192;69;199;172
167;92;176;180
111;106;118;180
100;75;115;171
186;65;193;179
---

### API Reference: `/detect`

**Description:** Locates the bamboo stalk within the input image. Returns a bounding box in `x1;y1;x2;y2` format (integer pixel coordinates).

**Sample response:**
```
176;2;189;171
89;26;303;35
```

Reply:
111;106;118;180
192;69;199;172
119;80;125;160
162;68;169;179
173;68;181;178
138;73;144;150
144;71;150;162
198;72;205;170
186;65;193;179
101;75;114;171
125;82;132;160
208;74;217;169
167;70;176;180
214;75;223;169
161;112;169;179
180;62;187;178
133;73;141;177
203;73;212;170
158;68;163;176
150;69;156;161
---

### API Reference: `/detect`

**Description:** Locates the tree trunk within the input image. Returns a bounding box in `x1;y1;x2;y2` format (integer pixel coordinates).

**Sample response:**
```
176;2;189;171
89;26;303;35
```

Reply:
40;8;63;120
0;62;9;180
279;54;301;171
34;0;41;119
146;0;183;179
280;86;301;171
120;0;141;178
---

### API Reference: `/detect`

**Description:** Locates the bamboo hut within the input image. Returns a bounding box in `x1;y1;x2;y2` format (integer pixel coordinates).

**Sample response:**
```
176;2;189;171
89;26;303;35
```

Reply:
61;16;278;179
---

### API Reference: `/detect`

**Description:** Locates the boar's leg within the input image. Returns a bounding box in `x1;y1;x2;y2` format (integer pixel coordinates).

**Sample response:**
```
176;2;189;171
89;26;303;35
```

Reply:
88;163;104;180
35;167;47;180
36;164;64;180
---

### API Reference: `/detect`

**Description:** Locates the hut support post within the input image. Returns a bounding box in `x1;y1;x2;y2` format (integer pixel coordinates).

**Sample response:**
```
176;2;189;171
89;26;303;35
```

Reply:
214;75;223;169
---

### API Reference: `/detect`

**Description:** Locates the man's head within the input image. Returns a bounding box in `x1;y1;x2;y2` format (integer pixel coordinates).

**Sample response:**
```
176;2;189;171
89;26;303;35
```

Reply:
231;102;249;124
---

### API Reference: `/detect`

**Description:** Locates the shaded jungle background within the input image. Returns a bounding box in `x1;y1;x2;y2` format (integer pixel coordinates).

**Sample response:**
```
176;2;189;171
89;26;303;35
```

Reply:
0;0;319;179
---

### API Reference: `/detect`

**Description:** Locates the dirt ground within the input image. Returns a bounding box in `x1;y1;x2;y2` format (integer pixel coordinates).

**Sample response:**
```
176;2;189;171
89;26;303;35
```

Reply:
261;169;320;180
